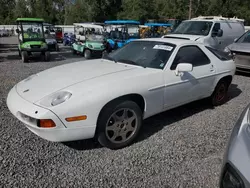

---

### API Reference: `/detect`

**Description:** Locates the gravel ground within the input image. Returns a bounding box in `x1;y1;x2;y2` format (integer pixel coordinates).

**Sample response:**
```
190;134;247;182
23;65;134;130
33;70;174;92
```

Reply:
1;37;250;188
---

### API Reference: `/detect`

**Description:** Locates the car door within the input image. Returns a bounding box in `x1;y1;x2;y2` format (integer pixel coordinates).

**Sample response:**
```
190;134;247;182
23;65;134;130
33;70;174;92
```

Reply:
163;45;216;110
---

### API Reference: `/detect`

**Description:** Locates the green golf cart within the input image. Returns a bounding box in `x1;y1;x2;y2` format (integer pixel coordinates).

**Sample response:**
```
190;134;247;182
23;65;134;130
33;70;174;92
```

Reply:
16;18;50;63
72;23;106;59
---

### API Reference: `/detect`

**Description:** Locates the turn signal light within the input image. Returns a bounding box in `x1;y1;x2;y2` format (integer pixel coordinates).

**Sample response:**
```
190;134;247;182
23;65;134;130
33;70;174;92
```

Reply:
38;119;56;128
65;115;87;122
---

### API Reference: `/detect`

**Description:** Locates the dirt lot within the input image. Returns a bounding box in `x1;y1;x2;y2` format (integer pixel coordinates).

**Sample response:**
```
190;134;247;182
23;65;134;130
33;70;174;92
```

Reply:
1;37;250;187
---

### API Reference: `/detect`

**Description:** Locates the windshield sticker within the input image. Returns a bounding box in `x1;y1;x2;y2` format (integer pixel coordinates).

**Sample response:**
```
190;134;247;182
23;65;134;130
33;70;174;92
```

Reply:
153;45;173;51
160;63;165;68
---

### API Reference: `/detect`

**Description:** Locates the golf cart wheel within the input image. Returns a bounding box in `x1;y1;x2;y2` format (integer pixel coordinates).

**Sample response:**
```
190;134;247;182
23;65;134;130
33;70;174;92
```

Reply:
84;49;91;59
44;51;51;62
18;49;21;57
72;48;76;54
21;51;28;63
96;100;142;150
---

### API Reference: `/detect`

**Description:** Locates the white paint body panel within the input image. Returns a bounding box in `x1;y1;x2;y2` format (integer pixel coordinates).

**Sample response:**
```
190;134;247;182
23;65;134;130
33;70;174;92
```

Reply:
6;38;236;142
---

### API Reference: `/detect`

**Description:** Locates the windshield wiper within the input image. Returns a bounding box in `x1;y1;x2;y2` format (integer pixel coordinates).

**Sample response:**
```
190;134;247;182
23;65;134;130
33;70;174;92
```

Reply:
117;59;146;68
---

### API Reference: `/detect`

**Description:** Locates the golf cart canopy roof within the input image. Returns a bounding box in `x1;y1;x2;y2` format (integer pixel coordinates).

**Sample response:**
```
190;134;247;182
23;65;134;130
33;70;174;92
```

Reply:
16;18;44;22
73;23;104;29
145;23;172;27
104;20;140;25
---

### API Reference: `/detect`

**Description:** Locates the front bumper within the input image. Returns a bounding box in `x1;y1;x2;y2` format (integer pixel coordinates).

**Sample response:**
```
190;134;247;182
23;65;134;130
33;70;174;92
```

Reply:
6;86;96;142
21;48;47;53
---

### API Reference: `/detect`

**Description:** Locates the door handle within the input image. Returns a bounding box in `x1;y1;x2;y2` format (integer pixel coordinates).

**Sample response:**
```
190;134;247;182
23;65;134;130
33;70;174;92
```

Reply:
210;64;215;72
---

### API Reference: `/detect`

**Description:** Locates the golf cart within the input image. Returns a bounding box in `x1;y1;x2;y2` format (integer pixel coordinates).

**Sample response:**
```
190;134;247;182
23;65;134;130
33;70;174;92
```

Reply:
72;23;106;59
43;23;59;52
16;18;50;63
104;20;140;51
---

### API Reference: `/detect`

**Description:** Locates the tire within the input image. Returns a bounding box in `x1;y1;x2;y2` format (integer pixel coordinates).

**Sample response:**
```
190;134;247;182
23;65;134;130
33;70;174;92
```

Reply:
210;79;230;106
72;48;76;54
84;49;91;59
18;49;21;57
44;51;50;62
96;100;142;150
21;51;28;63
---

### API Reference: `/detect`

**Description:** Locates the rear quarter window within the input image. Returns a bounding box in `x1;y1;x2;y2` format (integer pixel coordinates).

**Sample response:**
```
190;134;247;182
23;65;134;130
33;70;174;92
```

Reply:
205;46;232;61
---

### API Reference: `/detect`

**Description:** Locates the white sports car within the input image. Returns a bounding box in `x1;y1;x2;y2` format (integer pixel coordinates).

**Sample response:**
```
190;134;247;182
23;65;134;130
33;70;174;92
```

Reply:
7;38;236;149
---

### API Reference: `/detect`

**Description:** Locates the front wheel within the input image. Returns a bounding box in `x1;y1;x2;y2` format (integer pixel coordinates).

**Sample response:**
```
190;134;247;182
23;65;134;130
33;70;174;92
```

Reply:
44;51;50;62
210;79;230;106
21;51;28;63
96;101;142;149
84;49;91;59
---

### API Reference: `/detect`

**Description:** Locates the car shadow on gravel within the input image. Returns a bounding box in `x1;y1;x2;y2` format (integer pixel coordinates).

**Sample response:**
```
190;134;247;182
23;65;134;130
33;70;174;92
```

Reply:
136;83;242;144
62;84;242;151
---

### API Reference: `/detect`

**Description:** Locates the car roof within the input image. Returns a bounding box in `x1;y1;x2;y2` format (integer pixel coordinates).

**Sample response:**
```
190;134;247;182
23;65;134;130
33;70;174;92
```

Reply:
136;38;202;46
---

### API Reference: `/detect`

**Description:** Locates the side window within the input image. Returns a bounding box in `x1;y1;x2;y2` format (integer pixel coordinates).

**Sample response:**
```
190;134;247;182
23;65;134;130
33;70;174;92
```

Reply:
212;23;221;32
170;46;210;70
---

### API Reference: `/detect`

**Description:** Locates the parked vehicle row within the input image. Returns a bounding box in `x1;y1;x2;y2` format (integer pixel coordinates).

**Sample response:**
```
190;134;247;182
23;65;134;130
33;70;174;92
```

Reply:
0;29;14;37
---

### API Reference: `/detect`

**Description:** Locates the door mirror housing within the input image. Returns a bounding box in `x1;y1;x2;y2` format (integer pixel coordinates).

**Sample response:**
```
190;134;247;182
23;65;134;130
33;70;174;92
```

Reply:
212;29;223;37
175;63;193;76
217;29;223;37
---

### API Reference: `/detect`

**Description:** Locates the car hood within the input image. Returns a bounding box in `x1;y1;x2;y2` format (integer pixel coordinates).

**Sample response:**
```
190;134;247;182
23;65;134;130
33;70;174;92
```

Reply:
164;34;204;41
227;43;250;53
16;59;136;103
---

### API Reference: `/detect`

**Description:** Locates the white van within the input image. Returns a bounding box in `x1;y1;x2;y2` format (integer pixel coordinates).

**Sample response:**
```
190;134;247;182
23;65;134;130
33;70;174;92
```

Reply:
162;16;245;50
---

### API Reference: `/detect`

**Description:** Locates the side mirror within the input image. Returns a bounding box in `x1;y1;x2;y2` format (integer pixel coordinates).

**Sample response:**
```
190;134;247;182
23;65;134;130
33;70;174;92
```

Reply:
212;29;223;37
217;29;223;37
16;29;19;33
175;63;193;76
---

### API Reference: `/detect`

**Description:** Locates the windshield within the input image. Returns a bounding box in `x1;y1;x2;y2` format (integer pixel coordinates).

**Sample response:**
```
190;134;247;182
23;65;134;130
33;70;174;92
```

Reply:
20;22;44;40
172;21;213;36
75;26;103;36
104;41;176;69
86;34;104;41
236;31;250;43
104;25;139;40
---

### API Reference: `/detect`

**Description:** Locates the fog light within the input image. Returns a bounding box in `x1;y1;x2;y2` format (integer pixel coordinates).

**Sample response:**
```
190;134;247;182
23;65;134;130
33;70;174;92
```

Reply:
38;119;56;128
221;163;244;188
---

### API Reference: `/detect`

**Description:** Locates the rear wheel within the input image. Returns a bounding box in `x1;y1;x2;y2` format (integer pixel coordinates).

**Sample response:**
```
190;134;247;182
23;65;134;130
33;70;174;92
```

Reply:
72;48;76;54
96;100;142;149
84;49;91;59
210;79;230;106
44;51;50;62
21;51;28;63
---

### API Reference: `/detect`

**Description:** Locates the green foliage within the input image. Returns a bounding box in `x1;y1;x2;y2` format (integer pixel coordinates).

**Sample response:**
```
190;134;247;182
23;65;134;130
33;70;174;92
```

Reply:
0;0;250;25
